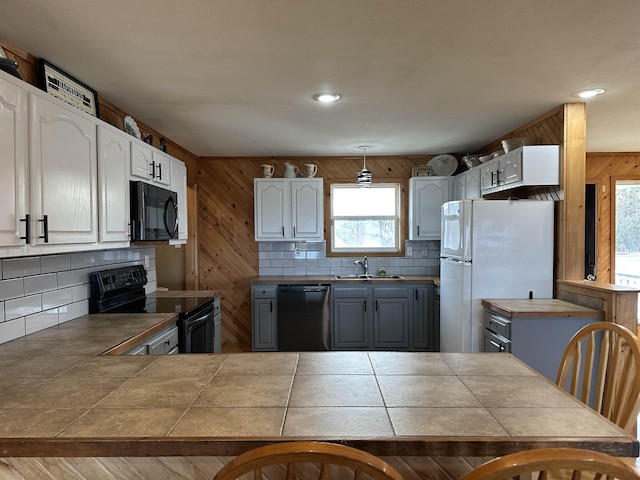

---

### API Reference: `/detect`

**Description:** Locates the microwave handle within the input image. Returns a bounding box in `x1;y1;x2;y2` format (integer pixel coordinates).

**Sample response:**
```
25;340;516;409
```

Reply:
164;196;179;239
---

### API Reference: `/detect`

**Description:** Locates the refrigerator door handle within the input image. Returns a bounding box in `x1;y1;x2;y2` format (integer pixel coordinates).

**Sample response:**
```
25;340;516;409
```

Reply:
440;257;470;265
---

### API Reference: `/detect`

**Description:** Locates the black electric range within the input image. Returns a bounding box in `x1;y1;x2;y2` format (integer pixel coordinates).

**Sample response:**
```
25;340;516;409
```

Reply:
89;265;220;353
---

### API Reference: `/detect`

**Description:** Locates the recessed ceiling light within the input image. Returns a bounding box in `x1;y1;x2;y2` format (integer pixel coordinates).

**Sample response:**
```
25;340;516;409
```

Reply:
313;93;341;103
573;88;606;99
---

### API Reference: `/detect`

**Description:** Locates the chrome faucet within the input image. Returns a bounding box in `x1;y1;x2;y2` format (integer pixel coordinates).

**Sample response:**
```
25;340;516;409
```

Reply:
354;256;369;275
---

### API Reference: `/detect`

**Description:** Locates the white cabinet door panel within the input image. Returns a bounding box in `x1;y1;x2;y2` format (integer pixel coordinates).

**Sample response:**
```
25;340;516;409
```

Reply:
152;151;171;186
408;177;452;240
30;93;97;245
97;125;130;243
170;158;188;240
131;142;153;180
0;74;28;247
255;180;287;239
291;180;322;239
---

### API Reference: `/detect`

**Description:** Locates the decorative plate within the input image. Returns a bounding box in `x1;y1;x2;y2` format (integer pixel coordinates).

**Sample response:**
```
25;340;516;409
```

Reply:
427;154;458;176
124;115;141;139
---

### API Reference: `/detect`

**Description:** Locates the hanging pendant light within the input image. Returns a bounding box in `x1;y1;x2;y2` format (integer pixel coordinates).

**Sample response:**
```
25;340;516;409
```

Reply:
357;145;372;187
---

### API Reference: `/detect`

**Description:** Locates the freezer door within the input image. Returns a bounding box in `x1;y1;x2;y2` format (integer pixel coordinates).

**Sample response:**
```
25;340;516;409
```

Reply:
441;200;472;261
440;257;473;352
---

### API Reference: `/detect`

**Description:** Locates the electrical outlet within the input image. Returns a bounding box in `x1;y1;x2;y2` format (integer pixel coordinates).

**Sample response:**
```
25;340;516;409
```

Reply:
422;248;429;257
295;247;301;255
406;245;413;256
144;254;149;268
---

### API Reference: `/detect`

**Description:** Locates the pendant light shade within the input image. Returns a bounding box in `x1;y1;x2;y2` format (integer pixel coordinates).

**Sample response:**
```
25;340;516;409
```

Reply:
357;145;372;187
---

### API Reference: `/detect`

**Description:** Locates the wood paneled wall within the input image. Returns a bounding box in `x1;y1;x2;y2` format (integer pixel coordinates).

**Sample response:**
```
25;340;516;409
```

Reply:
586;153;640;283
197;155;438;346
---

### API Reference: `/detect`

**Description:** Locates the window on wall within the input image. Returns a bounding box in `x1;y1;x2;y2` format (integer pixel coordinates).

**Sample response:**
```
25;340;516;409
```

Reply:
330;183;400;253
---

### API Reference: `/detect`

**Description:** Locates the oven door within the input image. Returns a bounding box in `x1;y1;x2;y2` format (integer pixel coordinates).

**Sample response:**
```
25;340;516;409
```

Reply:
179;302;215;353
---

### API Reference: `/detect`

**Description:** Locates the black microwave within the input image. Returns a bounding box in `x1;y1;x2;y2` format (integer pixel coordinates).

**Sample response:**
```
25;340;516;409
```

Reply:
130;181;179;241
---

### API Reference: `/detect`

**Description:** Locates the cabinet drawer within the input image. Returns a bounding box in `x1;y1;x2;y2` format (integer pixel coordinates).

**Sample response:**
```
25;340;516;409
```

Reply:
483;310;511;339
147;326;179;354
372;286;410;298
252;285;277;298
332;286;369;298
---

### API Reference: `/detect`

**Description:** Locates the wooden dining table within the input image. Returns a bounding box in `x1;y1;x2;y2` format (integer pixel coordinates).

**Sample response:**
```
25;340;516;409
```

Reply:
0;312;637;459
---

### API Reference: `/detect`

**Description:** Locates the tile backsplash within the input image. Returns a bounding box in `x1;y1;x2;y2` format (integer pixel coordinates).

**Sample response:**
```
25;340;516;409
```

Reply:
0;246;156;345
258;240;440;277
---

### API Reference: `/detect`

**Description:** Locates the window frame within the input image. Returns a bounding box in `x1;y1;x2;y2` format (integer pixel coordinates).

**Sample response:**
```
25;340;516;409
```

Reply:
330;182;401;254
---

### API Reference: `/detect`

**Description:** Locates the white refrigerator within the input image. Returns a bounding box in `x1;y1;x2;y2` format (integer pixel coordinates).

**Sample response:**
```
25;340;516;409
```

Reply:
440;199;554;352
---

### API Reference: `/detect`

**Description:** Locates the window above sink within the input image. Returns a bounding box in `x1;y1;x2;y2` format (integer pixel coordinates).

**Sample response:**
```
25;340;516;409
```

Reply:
330;183;400;254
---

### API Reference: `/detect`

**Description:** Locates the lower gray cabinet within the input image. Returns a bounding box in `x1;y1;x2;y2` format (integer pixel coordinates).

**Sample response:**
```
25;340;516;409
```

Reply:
251;285;277;351
332;286;369;349
412;285;437;351
332;284;435;351
373;286;410;349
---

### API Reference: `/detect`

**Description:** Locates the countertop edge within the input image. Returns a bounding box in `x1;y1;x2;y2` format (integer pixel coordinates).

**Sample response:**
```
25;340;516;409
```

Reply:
100;313;180;355
252;275;439;285
0;436;635;458
482;299;604;318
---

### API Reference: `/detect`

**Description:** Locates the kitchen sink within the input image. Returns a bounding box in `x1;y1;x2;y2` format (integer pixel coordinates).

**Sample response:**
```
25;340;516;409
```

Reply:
334;274;405;281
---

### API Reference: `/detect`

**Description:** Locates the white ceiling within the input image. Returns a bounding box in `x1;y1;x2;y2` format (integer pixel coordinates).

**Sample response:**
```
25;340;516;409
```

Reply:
1;0;639;157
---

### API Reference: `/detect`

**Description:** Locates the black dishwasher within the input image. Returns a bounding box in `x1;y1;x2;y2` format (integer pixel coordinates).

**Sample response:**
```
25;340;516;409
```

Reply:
277;285;330;351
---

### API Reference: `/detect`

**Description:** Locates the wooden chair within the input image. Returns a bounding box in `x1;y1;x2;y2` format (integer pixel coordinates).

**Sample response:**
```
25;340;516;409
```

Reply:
213;441;403;480
555;321;640;433
459;447;640;480
0;460;26;480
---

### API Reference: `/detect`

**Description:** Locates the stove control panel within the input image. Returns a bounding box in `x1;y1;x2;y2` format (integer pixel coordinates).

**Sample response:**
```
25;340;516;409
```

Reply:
90;265;148;294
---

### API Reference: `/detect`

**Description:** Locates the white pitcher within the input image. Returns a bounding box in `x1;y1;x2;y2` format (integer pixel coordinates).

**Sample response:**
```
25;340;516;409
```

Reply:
284;162;299;178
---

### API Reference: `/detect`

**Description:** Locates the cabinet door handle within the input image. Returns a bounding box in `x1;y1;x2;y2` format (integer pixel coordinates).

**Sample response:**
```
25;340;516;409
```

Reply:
150;161;156;178
491;171;496;186
364;300;367;312
38;215;49;243
157;163;162;180
417;225;420;236
293;226;296;237
375;300;379;311
270;300;273;313
20;214;31;244
496;170;502;184
282;226;285;237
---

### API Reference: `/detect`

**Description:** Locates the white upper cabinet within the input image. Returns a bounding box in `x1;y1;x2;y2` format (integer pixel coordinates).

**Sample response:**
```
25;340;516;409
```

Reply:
29;91;98;245
97;124;130;244
254;178;323;241
151;150;171;186
0;72;29;248
480;145;559;195
465;167;481;199
452;172;467;201
130;141;154;180
170;157;188;242
408;177;452;240
130;140;170;186
131;138;171;186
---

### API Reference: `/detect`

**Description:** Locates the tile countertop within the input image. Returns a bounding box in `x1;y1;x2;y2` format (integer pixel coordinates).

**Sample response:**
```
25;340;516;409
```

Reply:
252;275;439;285
482;299;604;319
0;308;636;458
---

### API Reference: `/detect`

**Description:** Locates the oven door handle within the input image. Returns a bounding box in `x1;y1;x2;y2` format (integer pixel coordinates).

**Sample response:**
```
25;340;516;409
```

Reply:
184;306;215;332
